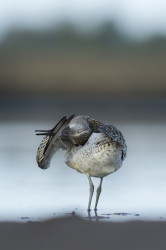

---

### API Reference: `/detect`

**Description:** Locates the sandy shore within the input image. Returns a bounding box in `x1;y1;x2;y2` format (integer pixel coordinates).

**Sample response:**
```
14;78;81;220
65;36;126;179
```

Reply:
0;216;166;250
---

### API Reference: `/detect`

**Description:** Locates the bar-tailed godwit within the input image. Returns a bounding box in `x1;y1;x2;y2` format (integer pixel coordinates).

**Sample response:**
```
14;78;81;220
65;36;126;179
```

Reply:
36;115;127;211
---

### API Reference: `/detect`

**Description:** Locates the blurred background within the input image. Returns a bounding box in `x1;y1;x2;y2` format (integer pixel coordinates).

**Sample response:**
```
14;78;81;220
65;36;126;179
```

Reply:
0;0;166;121
0;0;166;221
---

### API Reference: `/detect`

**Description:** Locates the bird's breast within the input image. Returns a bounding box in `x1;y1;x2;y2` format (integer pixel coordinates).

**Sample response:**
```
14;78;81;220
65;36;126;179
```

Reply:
65;133;123;177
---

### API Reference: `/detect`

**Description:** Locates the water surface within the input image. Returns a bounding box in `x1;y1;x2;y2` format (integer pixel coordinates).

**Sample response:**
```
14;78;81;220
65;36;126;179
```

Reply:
0;121;166;222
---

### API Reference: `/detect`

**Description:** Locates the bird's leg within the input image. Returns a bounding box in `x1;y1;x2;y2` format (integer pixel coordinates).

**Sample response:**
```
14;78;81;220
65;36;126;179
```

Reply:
87;210;92;222
87;175;94;211
94;210;99;222
94;177;103;210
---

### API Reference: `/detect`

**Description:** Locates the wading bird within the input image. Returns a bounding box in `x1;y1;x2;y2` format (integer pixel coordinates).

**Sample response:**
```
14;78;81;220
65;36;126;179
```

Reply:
35;115;127;211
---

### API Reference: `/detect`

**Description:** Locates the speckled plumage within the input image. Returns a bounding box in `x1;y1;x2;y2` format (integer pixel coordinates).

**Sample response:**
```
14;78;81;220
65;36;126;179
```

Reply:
36;115;127;210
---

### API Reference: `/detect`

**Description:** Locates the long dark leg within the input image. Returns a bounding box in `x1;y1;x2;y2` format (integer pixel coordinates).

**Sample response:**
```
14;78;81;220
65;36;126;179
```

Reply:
94;177;103;210
87;175;94;211
87;210;92;222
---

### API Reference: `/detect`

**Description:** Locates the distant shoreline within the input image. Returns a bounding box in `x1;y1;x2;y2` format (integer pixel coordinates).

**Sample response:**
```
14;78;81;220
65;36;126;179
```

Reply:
0;96;166;122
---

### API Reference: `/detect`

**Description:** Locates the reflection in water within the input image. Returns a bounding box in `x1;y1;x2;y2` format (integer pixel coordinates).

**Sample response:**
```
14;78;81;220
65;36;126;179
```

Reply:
87;210;110;222
0;121;166;222
87;211;140;222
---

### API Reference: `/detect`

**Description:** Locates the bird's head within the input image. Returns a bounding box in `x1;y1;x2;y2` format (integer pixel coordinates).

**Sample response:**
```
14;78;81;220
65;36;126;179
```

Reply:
61;116;92;146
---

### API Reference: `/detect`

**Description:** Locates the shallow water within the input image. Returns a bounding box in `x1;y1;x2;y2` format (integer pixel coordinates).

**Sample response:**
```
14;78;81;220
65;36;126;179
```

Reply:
0;121;166;222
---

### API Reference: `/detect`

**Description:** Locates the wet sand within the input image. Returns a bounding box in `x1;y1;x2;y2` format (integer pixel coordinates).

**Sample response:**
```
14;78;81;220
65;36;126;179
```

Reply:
1;215;166;250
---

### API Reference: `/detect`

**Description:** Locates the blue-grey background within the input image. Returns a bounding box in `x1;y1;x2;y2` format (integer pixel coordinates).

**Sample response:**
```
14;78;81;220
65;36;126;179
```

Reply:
0;0;166;221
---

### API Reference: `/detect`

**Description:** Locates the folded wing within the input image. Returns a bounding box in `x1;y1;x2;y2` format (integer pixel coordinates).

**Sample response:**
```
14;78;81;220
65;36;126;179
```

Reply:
98;124;127;160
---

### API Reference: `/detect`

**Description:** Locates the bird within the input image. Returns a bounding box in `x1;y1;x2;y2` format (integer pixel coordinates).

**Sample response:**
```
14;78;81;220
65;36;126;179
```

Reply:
35;115;127;211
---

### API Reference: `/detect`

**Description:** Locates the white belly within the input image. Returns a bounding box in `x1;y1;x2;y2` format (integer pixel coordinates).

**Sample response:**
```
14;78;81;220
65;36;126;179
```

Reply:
65;133;123;178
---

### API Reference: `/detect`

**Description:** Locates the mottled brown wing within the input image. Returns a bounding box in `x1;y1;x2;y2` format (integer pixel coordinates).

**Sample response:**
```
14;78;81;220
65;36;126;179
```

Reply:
36;114;75;169
98;124;127;160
